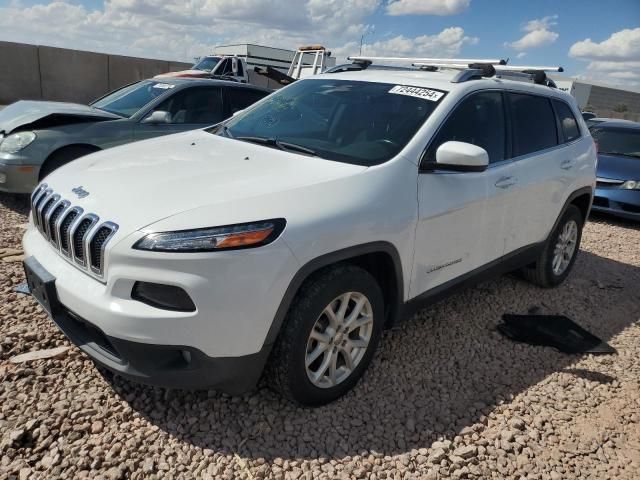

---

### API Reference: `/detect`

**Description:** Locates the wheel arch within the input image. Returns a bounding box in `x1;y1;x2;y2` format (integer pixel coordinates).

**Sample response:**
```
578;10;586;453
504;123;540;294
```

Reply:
39;143;101;180
550;186;593;235
263;242;405;346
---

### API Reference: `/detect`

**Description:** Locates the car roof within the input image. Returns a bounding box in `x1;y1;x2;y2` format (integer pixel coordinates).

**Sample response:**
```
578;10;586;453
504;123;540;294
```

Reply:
146;77;271;92
312;68;576;102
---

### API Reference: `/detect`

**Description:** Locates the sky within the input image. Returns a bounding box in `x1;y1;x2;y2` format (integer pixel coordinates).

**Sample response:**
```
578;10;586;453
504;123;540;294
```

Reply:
1;0;639;88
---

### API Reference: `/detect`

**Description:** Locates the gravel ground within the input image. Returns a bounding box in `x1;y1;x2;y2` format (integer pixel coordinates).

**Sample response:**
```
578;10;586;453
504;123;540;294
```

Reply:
1;194;639;480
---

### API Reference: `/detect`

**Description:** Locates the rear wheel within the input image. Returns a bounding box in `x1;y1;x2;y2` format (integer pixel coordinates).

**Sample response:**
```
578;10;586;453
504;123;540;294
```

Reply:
269;264;384;406
39;145;99;180
522;205;583;287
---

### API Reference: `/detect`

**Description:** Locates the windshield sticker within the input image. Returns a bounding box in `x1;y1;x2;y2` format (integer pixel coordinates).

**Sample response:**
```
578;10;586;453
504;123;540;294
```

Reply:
152;83;175;90
389;85;444;102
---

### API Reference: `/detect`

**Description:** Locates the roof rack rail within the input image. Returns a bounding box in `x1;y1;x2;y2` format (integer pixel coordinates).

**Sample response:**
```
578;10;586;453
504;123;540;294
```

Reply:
337;55;564;88
347;56;506;66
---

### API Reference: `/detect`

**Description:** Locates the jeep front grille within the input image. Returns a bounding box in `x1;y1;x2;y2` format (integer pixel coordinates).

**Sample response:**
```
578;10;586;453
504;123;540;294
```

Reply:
30;183;119;278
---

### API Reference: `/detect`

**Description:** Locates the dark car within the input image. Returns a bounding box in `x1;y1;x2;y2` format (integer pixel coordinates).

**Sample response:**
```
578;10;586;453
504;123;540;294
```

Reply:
590;120;640;220
0;78;270;193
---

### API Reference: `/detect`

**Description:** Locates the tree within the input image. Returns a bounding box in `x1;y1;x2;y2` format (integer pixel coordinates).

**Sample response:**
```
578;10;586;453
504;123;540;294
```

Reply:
613;103;628;113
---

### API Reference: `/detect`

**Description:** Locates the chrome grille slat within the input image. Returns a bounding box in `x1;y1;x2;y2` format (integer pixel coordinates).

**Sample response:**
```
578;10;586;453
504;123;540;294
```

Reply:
70;214;99;267
89;222;119;275
29;185;118;280
43;194;62;241
39;194;58;238
34;188;53;232
58;207;83;256
48;200;70;247
30;184;47;225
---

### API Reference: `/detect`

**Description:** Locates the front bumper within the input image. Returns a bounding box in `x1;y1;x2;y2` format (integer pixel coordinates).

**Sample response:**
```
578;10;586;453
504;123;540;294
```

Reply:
22;253;274;393
23;224;298;357
592;187;640;221
0;161;40;193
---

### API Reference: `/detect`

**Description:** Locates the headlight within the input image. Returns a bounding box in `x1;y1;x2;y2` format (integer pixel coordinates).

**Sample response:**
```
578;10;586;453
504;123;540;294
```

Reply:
133;219;286;252
621;180;640;190
0;132;37;153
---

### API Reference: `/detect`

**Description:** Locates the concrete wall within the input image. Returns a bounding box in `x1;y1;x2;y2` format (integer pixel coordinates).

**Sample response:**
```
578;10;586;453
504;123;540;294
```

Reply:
0;41;191;105
0;42;42;103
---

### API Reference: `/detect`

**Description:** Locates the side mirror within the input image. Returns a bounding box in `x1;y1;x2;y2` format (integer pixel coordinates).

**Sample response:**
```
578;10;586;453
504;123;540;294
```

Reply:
142;110;172;124
434;141;489;172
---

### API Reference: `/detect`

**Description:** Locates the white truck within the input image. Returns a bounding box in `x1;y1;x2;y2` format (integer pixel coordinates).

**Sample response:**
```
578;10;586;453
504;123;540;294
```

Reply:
156;55;250;83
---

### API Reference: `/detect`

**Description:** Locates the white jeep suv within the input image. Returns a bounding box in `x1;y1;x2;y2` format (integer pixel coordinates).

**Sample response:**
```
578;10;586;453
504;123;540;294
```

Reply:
23;59;596;406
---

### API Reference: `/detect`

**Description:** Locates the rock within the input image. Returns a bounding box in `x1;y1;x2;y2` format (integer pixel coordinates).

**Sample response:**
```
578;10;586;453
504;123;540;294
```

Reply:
91;421;104;434
428;448;447;464
509;418;526;431
453;445;477;459
10;346;70;363
0;248;23;258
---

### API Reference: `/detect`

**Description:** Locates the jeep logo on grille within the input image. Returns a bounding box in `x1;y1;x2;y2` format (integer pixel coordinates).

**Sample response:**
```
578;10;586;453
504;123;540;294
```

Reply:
72;186;89;199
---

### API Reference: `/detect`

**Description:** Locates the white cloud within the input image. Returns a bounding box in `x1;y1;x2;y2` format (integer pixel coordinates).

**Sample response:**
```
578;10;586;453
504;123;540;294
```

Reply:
569;28;640;61
516;52;526;59
522;15;557;33
332;26;477;61
0;0;380;62
505;14;558;51
569;29;640;88
386;0;470;16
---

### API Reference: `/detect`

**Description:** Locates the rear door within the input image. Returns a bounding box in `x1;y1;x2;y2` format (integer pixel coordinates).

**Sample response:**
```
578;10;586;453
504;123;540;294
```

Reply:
411;90;511;296
502;92;564;253
134;86;226;140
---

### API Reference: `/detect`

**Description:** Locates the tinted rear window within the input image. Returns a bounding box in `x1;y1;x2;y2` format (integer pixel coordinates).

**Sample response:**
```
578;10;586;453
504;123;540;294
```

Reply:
553;100;581;143
508;93;558;157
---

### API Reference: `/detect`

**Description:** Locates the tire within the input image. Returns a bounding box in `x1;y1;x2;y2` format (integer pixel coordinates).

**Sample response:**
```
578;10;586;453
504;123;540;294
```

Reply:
269;263;384;406
39;145;99;180
522;205;583;288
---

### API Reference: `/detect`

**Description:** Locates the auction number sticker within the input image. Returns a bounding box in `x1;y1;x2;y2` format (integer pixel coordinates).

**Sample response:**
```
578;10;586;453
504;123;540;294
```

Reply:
389;85;444;102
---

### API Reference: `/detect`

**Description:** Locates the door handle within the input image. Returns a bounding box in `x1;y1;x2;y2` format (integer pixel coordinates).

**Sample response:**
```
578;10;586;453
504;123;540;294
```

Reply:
560;159;575;170
495;176;517;189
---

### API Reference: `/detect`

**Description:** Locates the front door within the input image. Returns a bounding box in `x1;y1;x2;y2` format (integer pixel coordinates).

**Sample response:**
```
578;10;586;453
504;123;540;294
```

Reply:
411;90;510;297
134;86;226;140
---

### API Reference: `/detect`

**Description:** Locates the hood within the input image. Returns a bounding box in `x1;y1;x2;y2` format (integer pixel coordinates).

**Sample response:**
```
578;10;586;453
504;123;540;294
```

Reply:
0;100;121;134
44;130;366;234
155;70;210;79
596;153;640;180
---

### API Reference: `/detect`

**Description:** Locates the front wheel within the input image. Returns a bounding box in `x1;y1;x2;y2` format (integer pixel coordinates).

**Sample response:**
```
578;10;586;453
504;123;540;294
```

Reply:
522;204;583;288
269;264;384;406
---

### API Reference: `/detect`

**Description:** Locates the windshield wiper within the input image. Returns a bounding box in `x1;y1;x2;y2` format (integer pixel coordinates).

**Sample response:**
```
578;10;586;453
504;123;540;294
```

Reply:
600;151;640;158
235;136;318;157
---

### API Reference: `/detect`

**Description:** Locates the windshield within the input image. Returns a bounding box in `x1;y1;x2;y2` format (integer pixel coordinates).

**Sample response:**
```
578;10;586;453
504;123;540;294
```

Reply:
193;56;221;72
214;79;445;166
91;81;176;117
591;127;640;158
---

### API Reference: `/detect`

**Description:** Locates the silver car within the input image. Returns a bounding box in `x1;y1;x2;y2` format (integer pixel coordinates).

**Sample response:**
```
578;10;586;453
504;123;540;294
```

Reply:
0;78;269;193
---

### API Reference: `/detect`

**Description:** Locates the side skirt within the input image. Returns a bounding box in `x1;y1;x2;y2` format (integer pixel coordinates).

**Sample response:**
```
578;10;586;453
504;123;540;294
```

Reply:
399;242;544;321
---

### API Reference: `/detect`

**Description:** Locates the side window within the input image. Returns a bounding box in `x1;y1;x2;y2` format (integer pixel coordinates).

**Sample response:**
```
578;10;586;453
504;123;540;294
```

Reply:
553;100;581;143
425;91;505;165
228;88;268;113
508;93;558;156
218;58;235;76
151;87;224;124
235;59;244;76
